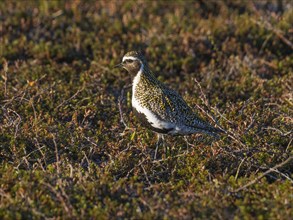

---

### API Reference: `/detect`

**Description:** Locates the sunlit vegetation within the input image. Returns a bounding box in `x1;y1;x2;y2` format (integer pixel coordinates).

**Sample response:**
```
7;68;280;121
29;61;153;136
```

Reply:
0;1;292;219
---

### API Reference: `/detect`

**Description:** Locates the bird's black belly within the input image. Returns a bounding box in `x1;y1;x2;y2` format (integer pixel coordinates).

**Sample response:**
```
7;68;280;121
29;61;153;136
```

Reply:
132;107;173;134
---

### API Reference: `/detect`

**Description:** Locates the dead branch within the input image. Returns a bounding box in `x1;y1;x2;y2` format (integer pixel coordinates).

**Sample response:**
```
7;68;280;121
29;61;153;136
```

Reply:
2;59;8;98
251;19;293;50
56;88;83;109
193;78;246;148
118;84;132;129
232;156;293;193
42;182;74;218
193;78;225;131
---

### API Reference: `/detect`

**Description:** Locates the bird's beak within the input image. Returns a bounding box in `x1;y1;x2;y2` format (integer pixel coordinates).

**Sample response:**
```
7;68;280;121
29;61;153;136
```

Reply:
114;63;123;68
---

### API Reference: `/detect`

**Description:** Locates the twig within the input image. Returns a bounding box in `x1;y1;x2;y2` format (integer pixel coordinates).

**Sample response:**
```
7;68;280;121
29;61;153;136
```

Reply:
25;196;47;219
84;136;98;147
286;138;292;152
2;59;8;98
141;164;152;186
232;156;293;193
52;134;60;175
126;158;146;178
118;84;132;128
193;78;226;133
56;88;82;109
263;127;292;136
235;157;247;181
251;19;293;50
244;113;256;134
269;168;293;183
82;151;91;173
2;108;22;139
152;152;190;164
42;182;73;218
193;78;246;148
138;197;154;213
194;77;209;106
212;107;234;125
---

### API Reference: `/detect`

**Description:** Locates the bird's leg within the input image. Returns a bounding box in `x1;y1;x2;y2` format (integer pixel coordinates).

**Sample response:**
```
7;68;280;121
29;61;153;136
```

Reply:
154;134;165;160
162;135;167;158
184;136;191;154
154;134;161;160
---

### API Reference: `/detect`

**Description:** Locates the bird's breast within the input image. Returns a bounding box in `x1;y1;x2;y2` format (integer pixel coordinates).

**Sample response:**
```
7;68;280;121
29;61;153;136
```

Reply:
132;95;175;134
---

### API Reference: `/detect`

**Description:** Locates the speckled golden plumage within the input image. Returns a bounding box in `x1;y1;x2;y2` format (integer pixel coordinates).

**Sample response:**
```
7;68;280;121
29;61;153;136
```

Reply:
135;71;217;133
118;51;221;136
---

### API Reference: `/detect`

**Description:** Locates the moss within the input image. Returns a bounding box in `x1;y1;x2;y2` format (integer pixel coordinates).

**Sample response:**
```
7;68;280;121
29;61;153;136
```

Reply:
0;0;292;219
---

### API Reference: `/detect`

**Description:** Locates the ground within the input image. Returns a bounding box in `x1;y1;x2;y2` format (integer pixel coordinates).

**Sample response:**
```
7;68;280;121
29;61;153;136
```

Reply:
0;1;292;219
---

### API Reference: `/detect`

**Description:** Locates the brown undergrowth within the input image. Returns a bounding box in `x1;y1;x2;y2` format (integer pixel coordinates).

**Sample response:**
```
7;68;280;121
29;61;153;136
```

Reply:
0;1;292;219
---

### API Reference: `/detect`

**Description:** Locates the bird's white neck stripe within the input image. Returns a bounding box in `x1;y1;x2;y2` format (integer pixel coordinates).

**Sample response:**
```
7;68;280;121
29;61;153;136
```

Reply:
132;63;144;91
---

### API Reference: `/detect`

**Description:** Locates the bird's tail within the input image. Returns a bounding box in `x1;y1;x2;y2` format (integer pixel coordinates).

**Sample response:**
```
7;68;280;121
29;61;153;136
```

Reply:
203;124;225;139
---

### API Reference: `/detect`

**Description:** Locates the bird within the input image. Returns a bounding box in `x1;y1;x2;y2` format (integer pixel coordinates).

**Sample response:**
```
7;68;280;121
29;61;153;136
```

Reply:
115;51;222;159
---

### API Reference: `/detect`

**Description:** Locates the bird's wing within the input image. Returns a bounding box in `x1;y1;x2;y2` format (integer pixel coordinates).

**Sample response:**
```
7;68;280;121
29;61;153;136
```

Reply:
150;85;218;132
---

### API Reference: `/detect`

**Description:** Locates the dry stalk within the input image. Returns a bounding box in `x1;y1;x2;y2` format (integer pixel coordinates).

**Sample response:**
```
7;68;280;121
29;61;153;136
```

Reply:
2;59;8;98
232;156;293;193
251;18;293;50
42;182;74;218
118;84;132;129
52;134;60;175
56;88;83;109
193;78;246;148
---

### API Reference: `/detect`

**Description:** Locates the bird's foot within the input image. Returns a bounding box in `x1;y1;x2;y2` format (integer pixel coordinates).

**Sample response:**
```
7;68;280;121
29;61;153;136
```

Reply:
154;134;166;160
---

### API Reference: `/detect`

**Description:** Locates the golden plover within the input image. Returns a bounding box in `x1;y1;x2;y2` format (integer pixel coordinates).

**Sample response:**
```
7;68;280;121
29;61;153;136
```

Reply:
115;51;221;158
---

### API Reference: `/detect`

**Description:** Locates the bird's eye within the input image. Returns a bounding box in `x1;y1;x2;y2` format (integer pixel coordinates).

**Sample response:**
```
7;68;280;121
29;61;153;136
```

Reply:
123;59;134;64
123;59;135;65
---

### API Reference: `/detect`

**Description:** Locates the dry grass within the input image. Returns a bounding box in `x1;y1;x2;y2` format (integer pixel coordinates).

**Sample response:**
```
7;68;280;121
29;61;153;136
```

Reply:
0;1;292;219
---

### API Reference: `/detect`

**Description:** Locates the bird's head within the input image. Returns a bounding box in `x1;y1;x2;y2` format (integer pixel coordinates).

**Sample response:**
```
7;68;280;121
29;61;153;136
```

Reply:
115;51;147;74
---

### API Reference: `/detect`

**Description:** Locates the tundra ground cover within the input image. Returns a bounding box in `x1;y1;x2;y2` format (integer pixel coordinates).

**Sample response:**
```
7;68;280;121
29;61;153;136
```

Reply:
0;1;292;219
